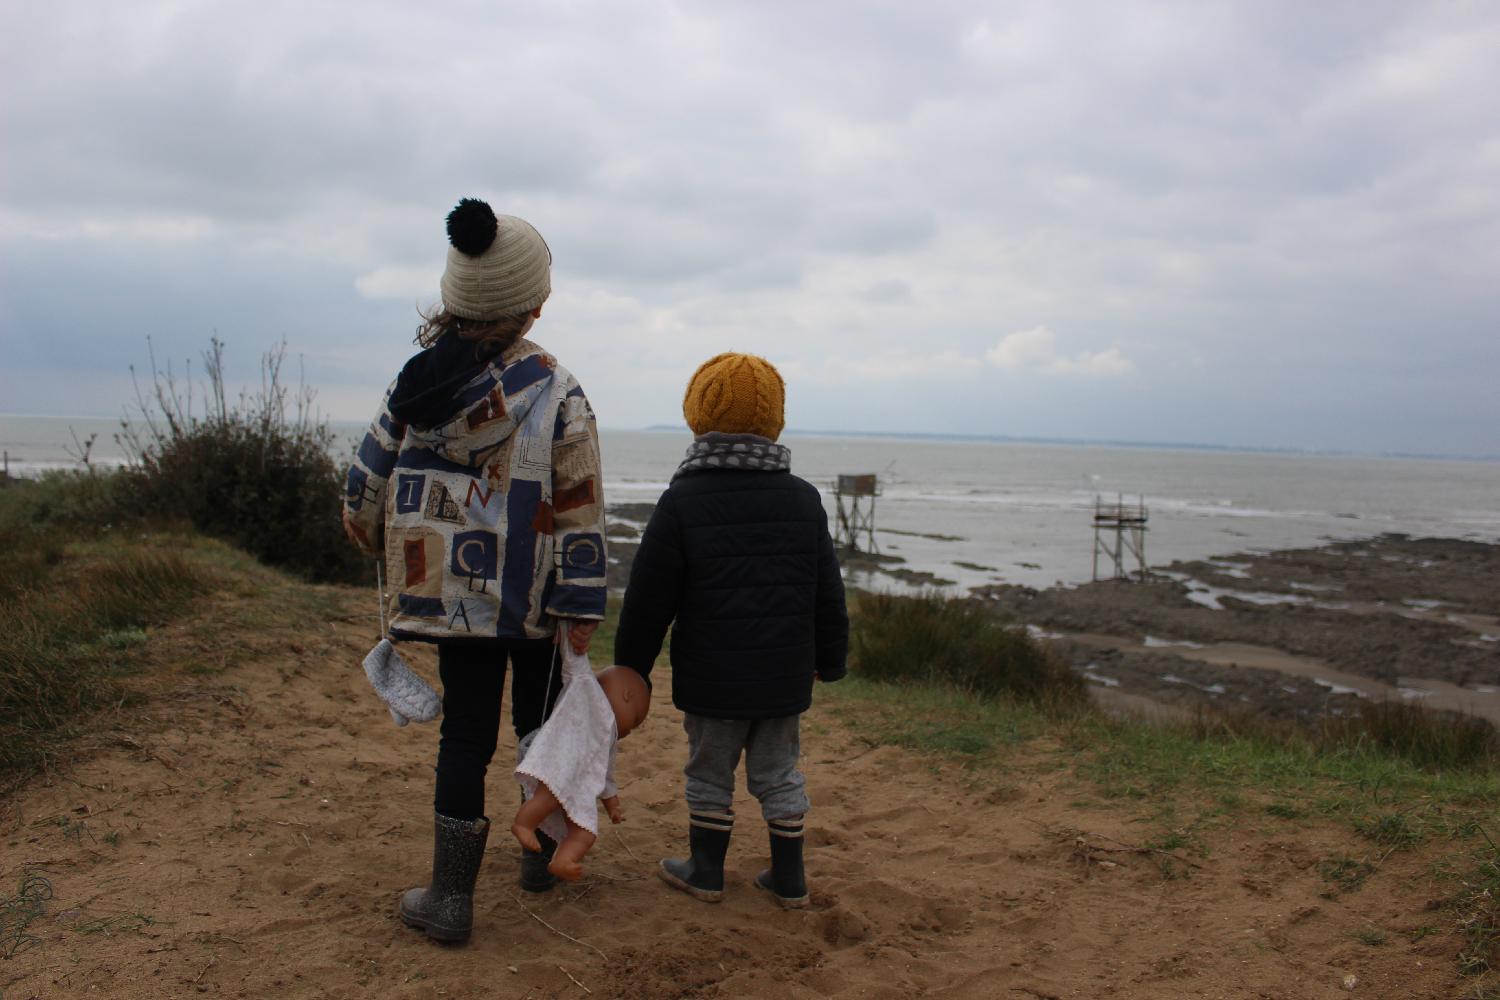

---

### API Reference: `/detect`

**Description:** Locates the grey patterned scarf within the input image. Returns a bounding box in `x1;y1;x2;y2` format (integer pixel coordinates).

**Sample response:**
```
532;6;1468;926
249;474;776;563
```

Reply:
673;432;791;481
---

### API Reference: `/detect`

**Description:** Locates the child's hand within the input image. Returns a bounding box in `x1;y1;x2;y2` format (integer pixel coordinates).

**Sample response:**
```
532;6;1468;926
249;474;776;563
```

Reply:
558;619;599;655
603;795;624;824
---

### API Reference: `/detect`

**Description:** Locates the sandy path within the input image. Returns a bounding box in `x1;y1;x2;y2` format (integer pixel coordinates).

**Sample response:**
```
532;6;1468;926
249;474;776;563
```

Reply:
0;588;1474;999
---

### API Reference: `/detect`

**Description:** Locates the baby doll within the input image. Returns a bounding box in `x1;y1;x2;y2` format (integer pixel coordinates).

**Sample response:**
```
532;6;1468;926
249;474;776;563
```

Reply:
512;636;650;882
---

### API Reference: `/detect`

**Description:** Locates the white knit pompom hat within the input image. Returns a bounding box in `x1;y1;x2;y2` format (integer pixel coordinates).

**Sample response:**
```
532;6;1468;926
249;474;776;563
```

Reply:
439;198;552;321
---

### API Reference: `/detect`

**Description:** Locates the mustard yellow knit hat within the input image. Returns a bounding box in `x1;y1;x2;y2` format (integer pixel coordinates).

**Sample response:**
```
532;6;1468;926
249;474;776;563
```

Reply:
682;353;786;441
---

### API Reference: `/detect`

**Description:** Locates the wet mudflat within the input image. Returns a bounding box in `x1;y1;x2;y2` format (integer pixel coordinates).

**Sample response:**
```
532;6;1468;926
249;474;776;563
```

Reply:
970;535;1500;724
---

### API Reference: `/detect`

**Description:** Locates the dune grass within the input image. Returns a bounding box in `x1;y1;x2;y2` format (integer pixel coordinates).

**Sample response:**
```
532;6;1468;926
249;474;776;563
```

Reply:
0;523;210;782
851;590;1087;709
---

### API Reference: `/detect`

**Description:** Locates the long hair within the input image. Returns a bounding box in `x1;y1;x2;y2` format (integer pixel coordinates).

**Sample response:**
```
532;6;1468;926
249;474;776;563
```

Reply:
414;305;532;356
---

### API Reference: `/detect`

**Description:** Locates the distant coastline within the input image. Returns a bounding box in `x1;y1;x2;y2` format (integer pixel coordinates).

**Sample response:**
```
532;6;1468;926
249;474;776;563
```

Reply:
3;413;1495;465
641;423;1500;464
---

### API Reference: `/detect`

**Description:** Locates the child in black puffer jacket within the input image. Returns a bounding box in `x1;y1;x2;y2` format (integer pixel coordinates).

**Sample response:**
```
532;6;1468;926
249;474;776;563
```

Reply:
613;352;848;908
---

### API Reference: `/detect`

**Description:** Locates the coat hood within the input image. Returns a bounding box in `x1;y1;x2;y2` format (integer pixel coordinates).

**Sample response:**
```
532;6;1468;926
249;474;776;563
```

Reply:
392;337;557;470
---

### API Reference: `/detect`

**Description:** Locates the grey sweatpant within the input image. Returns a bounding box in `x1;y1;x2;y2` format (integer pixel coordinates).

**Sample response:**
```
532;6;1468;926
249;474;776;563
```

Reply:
682;713;809;821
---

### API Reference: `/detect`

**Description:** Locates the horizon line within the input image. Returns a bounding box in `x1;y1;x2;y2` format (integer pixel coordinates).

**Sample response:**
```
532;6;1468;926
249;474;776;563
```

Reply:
4;411;1495;464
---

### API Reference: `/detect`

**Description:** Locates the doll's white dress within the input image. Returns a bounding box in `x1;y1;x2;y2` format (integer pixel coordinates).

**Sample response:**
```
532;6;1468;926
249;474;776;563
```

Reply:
515;642;618;844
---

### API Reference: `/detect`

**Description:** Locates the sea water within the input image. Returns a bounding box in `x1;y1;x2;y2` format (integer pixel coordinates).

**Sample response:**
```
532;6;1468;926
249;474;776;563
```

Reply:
5;414;1498;592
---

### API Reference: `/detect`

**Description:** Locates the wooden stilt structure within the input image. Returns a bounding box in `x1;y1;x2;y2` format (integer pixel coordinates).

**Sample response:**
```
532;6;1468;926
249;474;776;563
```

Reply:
1092;493;1148;581
834;474;879;554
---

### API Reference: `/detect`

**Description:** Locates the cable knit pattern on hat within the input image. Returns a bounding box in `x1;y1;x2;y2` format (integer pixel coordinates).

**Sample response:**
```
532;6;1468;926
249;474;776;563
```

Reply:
440;203;552;321
682;353;785;441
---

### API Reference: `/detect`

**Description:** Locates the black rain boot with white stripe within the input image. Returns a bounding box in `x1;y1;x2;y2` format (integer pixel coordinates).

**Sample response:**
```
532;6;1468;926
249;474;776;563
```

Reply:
754;815;809;909
658;810;733;902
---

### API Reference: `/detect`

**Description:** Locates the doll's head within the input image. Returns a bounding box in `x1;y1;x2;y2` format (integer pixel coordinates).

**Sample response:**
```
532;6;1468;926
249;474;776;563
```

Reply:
598;666;650;738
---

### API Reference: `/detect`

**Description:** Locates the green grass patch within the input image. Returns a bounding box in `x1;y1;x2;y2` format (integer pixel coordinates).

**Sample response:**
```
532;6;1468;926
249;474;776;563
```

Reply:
1353;809;1424;851
821;675;1050;763
851;591;1087;709
1315;700;1500;773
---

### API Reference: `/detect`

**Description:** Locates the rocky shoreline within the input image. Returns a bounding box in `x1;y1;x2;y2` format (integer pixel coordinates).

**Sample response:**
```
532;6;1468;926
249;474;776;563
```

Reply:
605;500;1500;725
982;534;1500;724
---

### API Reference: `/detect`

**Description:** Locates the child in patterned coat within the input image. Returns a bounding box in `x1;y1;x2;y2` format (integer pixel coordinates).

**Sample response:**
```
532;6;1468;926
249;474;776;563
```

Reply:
341;198;611;944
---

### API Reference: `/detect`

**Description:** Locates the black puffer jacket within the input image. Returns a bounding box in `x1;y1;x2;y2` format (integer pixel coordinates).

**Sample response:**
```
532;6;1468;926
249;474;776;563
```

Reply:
613;468;848;719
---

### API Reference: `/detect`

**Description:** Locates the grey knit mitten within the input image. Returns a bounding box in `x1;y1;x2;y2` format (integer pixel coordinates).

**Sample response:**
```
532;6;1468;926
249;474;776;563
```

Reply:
362;638;441;726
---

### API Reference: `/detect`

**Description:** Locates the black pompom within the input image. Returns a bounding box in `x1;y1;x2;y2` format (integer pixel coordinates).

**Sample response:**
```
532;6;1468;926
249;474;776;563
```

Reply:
446;198;498;257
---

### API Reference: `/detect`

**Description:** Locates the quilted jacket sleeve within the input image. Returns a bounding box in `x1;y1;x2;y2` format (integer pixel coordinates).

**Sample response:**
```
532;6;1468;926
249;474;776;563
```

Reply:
342;381;405;556
813;502;850;681
611;489;685;685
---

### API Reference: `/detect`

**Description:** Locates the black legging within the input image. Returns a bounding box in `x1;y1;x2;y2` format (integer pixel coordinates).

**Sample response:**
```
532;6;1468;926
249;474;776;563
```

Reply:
433;638;563;821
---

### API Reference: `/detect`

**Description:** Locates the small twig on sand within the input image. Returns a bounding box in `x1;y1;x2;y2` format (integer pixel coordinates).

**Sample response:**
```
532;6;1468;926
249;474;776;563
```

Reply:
1074;831;1203;870
582;871;648;883
614;830;641;863
559;965;592;994
325;613;378;625
195;956;216;984
508;892;607;961
1010;987;1062;1000
115;735;178;772
822;741;880;765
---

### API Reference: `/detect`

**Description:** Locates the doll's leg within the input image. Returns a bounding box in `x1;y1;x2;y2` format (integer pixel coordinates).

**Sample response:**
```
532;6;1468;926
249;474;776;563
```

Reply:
546;817;597;882
511;783;563;853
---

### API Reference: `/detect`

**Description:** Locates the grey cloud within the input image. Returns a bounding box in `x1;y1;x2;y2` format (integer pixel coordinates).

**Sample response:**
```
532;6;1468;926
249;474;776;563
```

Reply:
863;279;912;304
1;0;1496;454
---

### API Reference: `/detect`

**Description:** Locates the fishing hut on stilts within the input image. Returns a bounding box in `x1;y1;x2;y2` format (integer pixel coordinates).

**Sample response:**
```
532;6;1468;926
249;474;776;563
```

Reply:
834;474;880;554
1092;493;1148;581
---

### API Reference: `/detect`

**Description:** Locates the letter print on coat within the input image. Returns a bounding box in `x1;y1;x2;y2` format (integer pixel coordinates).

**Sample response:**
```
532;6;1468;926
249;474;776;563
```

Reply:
561;533;606;580
451;531;499;593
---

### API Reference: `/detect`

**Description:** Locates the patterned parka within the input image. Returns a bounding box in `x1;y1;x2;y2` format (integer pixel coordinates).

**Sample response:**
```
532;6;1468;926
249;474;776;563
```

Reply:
342;337;607;642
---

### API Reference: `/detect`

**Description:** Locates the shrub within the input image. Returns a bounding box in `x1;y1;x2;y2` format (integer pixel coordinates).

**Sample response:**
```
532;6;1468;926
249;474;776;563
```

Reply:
852;591;1088;709
117;337;367;584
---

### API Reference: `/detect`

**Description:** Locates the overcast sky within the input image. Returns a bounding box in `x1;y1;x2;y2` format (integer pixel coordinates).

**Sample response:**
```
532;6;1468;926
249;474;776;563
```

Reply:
3;1;1497;456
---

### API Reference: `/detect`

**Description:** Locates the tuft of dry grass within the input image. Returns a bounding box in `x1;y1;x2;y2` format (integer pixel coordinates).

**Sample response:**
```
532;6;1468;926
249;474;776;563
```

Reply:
1316;699;1499;773
0;536;207;779
1455;827;1500;979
